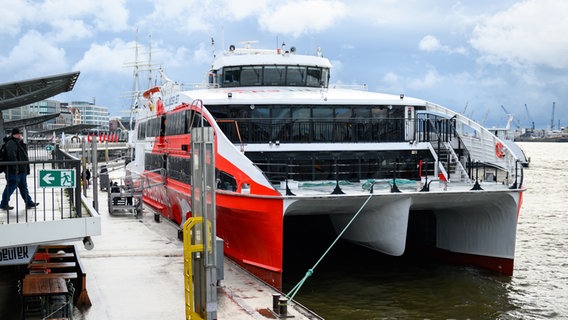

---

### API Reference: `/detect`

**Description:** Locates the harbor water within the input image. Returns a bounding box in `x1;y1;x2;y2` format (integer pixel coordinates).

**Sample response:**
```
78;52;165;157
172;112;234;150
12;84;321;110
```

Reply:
283;142;568;320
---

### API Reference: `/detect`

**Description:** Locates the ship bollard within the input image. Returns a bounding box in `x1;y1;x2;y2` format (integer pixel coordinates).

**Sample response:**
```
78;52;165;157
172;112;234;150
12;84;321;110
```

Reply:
272;294;281;314
278;297;289;317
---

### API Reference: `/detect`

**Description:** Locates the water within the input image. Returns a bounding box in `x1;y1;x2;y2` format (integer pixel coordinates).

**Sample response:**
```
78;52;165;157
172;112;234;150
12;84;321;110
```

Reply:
285;142;568;319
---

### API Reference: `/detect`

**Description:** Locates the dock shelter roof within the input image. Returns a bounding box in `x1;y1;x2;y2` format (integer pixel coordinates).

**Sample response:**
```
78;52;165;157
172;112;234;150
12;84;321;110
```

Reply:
0;71;80;111
35;123;99;135
4;113;61;130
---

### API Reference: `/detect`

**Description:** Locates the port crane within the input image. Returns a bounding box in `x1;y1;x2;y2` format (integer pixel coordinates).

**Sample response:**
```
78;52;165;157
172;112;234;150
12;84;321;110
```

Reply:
500;105;520;129
550;102;556;131
524;104;535;130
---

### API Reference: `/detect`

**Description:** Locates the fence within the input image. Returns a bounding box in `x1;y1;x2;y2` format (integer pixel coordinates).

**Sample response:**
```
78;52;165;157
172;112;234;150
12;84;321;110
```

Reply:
0;143;82;224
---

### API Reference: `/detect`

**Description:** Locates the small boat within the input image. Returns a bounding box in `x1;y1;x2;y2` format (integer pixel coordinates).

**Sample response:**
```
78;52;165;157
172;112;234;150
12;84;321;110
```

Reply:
127;41;526;290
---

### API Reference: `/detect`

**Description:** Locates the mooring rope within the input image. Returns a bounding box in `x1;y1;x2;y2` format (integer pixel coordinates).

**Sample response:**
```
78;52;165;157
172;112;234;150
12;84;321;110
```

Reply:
285;193;374;302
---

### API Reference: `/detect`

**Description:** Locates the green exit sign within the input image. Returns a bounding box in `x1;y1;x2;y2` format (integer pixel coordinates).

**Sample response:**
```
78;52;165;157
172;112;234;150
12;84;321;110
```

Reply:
39;169;76;188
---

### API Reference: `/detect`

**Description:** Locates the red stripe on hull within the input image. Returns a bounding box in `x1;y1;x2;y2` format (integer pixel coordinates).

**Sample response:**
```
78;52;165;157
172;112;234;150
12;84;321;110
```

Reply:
414;246;514;276
437;249;514;276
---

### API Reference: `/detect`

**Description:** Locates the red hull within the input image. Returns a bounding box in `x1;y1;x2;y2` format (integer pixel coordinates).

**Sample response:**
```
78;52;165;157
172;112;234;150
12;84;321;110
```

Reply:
143;186;285;289
216;192;284;289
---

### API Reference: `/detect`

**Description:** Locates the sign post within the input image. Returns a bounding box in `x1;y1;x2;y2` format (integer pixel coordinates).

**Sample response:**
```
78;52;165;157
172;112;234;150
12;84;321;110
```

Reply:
39;169;76;188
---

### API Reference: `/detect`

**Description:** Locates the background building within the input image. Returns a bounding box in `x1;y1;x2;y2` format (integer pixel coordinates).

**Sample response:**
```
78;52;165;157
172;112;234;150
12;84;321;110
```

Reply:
68;101;110;132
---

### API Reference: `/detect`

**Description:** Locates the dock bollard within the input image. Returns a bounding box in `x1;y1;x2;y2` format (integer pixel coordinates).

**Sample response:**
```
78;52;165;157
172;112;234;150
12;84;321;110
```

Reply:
272;294;281;314
278;297;288;317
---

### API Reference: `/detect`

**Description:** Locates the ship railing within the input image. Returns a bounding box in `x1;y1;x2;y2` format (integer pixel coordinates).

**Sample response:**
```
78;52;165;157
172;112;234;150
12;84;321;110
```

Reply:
423;102;523;188
254;159;436;189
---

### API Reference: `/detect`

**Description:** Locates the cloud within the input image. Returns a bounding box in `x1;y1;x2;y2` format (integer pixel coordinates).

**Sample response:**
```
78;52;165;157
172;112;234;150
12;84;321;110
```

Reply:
0;0;129;42
258;0;349;37
39;0;130;33
470;0;568;69
0;31;67;79
0;0;34;36
73;39;134;75
419;35;467;55
408;68;441;90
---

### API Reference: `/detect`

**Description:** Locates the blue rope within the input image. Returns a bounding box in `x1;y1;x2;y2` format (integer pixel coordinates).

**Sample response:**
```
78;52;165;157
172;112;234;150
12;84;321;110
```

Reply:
285;194;374;302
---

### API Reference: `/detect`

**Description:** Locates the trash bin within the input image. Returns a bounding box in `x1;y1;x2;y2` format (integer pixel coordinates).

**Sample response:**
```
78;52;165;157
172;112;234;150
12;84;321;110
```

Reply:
99;165;109;191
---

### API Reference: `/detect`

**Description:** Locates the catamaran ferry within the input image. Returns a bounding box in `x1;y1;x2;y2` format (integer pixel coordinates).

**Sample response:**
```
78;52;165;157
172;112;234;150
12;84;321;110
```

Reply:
127;41;525;289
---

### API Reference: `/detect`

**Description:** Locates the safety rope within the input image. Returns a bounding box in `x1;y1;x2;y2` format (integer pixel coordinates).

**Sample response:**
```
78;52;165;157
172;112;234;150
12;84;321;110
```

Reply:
285;193;374;302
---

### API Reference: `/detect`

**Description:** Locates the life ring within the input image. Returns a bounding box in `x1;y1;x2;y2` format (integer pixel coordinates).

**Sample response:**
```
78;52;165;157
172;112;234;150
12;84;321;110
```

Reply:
495;142;505;158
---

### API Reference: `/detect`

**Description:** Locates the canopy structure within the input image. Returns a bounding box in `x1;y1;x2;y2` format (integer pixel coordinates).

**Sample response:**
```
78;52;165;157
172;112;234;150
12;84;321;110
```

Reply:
4;113;61;130
35;123;98;135
0;71;80;135
0;71;80;111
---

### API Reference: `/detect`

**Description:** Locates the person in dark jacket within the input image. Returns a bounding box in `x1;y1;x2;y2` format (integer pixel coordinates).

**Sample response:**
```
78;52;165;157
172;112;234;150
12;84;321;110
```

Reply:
0;128;39;210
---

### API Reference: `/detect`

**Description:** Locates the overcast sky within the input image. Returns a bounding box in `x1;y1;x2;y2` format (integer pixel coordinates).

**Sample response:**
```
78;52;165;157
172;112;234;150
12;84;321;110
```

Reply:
1;0;567;129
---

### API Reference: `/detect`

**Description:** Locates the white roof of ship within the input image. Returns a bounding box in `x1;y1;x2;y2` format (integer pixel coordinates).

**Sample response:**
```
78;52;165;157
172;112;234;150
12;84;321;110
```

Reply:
181;85;427;107
212;48;332;70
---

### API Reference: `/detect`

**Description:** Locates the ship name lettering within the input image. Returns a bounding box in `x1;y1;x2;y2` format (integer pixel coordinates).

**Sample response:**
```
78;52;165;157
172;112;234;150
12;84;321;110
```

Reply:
164;95;179;106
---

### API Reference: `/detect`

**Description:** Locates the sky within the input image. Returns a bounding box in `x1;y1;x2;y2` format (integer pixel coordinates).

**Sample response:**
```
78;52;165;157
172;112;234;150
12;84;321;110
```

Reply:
1;0;567;130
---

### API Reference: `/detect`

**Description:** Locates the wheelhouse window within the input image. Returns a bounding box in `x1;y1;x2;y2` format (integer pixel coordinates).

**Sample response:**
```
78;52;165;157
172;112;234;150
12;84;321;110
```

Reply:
218;65;329;88
240;66;262;86
286;66;306;86
263;66;285;86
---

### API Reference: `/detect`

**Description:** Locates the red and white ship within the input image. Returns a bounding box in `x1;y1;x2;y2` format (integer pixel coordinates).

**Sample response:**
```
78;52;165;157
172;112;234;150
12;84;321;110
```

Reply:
127;42;525;290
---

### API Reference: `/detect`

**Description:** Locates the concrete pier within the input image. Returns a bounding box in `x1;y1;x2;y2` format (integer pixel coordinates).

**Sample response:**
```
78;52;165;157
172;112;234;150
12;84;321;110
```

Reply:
1;176;322;319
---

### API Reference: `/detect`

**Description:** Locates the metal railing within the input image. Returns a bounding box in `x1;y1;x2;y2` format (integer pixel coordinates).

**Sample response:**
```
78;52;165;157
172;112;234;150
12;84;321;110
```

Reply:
0;145;82;224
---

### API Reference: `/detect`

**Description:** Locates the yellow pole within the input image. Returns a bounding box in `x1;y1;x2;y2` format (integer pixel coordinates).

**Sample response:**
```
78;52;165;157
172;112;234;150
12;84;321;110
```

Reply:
183;217;205;320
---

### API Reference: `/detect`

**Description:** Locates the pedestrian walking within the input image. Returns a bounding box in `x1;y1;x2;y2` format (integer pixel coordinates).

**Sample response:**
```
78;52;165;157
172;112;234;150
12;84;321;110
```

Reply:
83;168;91;188
0;128;39;210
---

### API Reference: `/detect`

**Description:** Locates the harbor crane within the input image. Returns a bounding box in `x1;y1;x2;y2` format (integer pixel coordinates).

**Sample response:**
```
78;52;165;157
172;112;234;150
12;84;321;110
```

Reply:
524;104;535;130
500;105;520;128
550;102;556;131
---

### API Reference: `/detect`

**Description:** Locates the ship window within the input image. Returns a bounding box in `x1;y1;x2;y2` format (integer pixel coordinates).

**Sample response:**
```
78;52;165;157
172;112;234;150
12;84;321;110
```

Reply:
167;156;191;184
313;107;333;142
292;108;311;141
306;67;322;87
144;152;165;171
263;66;285;86
137;120;147;139
335;108;353;141
251;107;271;141
240;66;262;86
272;107;291;141
223;67;241;87
217;171;237;191
187;110;211;128
353;108;371;118
165;110;187;136
146;117;160;137
286;66;306;86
